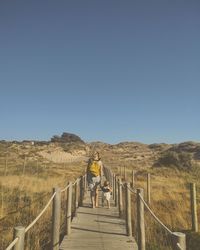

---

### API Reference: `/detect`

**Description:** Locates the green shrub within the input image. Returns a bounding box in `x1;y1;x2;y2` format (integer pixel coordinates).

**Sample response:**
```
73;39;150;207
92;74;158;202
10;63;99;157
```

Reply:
154;151;193;170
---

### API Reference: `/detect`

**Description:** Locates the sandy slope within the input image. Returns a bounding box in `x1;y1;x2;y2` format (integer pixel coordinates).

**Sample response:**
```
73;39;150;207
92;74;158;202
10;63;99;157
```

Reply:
38;148;87;163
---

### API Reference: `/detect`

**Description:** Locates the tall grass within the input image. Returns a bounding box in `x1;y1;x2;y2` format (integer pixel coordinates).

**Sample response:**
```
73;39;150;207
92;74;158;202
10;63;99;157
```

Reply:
0;153;85;250
1;141;200;249
122;166;200;249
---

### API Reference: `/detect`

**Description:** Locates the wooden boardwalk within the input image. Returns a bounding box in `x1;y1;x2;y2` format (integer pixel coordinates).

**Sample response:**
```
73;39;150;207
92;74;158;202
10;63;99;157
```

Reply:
60;190;138;250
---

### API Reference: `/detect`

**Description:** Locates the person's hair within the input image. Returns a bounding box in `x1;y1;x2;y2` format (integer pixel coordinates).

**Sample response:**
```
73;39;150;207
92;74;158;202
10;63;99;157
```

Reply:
92;151;100;160
104;180;109;186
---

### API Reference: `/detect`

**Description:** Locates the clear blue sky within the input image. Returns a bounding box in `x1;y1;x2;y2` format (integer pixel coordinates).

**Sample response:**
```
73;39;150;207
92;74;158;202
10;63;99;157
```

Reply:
0;0;200;144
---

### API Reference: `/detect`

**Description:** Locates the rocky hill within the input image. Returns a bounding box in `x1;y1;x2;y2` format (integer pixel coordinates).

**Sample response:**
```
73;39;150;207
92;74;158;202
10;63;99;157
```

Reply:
0;133;200;171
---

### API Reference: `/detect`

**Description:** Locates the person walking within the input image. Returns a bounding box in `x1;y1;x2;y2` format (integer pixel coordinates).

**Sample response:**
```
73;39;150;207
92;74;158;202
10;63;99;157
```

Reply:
101;180;112;208
86;151;103;208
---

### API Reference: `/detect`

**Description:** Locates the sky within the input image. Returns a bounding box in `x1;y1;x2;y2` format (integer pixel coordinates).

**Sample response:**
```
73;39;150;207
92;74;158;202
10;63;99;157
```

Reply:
0;0;200;144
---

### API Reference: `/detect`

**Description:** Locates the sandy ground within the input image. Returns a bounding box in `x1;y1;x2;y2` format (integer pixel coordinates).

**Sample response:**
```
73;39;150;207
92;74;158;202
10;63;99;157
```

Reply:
38;149;88;163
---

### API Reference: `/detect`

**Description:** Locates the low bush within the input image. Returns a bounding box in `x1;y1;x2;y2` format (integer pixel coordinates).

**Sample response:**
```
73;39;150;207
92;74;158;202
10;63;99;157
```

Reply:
154;151;193;170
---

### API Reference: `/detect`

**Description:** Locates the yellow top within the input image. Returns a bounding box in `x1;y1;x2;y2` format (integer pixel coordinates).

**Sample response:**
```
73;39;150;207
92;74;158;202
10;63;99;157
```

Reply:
87;159;102;177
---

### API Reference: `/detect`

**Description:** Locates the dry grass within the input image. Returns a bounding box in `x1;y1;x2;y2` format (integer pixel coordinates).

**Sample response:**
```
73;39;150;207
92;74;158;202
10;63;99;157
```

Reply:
117;166;200;249
1;141;200;249
0;146;86;250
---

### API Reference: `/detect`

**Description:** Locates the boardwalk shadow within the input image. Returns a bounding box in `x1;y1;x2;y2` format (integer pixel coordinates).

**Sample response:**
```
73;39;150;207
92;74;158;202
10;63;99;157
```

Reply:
94;219;125;226
78;211;119;219
82;204;92;208
71;226;126;236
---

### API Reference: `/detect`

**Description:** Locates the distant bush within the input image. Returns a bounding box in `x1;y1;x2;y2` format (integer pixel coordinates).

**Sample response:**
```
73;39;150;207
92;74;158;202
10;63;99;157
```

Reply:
154;151;193;170
51;132;85;144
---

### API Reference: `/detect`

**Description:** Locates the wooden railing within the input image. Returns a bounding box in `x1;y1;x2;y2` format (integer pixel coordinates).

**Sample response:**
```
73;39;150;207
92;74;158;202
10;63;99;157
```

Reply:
5;174;87;250
104;166;188;250
5;165;199;250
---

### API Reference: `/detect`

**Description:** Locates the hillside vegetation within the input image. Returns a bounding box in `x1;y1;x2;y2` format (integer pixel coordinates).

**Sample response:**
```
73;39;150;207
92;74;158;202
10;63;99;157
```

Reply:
0;133;200;249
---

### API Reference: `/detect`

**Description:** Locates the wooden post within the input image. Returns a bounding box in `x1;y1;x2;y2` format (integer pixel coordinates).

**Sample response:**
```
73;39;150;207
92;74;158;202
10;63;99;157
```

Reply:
147;173;151;205
13;226;25;250
104;168;108;180
118;178;123;217
113;174;115;201
190;183;198;232
131;170;135;188
66;182;72;235
109;169;112;185
125;183;132;236
36;160;39;178
1;184;4;218
79;176;84;206
52;187;61;250
74;181;78;217
115;175;118;207
171;232;186;250
124;166;126;181
22;156;26;176
137;188;145;250
4;152;8;176
84;174;87;192
105;166;108;180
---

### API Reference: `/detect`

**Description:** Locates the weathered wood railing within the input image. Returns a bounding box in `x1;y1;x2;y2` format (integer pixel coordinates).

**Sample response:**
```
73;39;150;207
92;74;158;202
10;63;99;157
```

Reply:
5;174;87;250
117;167;200;250
107;166;189;250
5;165;199;250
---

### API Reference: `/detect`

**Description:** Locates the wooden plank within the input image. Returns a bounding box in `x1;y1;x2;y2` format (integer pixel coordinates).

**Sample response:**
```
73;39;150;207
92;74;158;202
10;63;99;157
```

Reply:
60;190;138;250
